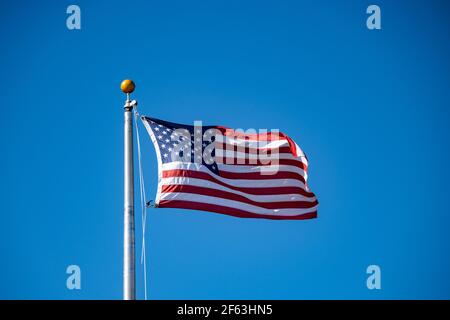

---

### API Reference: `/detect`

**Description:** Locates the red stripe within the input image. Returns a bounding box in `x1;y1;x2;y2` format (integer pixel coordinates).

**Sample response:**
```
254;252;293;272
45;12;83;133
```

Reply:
215;143;294;155
158;200;318;220
161;185;318;209
162;169;315;198
285;136;298;157
215;127;290;141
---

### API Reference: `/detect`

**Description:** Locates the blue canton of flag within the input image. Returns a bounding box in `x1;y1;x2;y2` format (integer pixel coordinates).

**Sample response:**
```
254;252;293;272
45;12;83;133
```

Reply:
141;116;219;175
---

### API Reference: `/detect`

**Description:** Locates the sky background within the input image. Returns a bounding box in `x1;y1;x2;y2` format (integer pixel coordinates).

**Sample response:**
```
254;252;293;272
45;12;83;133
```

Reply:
0;0;449;299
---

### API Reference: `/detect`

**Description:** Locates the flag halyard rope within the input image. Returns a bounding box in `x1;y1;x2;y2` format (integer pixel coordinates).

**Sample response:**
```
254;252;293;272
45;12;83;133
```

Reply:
133;106;149;300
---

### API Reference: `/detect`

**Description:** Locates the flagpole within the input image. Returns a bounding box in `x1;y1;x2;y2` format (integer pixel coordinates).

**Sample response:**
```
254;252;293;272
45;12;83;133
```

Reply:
121;79;136;300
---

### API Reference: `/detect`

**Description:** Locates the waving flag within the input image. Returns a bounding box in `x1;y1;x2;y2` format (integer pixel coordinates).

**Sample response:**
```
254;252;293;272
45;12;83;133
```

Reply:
141;116;318;220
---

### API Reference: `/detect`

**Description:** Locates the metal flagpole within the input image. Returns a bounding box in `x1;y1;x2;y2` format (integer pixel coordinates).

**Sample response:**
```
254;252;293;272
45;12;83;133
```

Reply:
121;79;137;300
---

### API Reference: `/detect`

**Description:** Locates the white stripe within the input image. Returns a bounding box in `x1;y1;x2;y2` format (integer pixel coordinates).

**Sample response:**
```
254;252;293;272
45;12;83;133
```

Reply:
215;136;290;148
160;176;316;202
159;193;318;216
294;142;306;158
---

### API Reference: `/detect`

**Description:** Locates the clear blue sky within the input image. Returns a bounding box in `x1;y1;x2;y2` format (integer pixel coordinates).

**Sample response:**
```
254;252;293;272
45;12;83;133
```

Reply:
0;0;449;299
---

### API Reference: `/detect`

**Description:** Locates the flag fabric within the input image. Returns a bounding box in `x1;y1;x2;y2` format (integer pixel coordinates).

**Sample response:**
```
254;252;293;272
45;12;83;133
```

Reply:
141;116;318;220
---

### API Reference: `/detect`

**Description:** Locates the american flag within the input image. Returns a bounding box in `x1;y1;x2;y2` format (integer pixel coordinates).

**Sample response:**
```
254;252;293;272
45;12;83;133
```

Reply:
141;116;318;220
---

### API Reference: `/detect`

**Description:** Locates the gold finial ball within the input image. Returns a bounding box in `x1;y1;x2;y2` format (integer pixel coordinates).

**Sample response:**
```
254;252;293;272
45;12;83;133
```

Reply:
120;79;135;94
